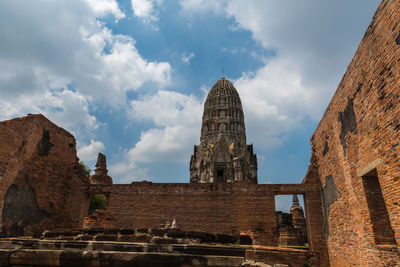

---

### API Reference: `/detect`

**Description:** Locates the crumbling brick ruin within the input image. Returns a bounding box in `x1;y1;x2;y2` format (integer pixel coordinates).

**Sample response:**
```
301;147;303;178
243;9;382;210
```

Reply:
0;114;90;237
0;0;399;266
90;153;112;186
302;0;400;265
0;113;326;266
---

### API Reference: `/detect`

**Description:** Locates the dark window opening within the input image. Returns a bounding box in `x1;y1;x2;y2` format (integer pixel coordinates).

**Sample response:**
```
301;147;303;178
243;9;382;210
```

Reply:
362;169;395;245
216;170;224;183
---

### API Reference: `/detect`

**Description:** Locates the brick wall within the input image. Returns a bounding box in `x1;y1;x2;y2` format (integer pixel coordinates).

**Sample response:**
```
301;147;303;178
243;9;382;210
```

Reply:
0;114;330;264
0;114;90;236
89;182;327;255
90;181;277;245
302;163;330;267
304;0;400;265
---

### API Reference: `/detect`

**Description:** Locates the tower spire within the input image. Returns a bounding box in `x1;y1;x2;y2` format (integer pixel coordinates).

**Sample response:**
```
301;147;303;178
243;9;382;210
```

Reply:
90;152;113;185
292;194;299;206
189;77;258;184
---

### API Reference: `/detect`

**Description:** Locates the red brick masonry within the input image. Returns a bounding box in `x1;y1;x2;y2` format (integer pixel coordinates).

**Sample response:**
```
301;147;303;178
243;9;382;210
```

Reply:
89;182;329;265
0;114;90;236
303;0;400;265
1;1;399;266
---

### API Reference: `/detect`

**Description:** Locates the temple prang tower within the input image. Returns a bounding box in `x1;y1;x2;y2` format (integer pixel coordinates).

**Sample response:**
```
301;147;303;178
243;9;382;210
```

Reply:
290;194;307;244
190;77;258;183
90;152;113;185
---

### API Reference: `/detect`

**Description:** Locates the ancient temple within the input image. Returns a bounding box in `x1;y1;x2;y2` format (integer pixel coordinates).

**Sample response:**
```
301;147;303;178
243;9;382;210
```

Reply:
290;194;307;241
190;77;258;183
90;152;113;185
277;195;308;246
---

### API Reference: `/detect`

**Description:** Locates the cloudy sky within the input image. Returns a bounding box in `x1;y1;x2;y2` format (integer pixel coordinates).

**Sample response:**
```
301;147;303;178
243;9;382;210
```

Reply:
0;0;379;201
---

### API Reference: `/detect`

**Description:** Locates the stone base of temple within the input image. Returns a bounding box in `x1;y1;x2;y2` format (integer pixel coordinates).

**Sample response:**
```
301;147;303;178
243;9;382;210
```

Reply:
0;228;318;267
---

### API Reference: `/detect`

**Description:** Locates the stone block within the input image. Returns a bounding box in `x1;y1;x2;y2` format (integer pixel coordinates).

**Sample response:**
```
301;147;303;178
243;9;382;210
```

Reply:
150;237;178;244
119;229;135;235
186;231;215;243
239;235;252;245
118;234;152;243
215;233;236;244
95;234;118;241
167;229;186;238
150;229;168;237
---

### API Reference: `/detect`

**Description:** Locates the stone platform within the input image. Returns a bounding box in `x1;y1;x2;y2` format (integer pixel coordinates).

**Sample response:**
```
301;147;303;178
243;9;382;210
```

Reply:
0;228;318;267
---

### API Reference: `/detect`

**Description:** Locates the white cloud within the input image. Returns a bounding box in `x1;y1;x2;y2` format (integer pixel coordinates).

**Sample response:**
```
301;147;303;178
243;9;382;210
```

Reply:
111;90;203;182
0;0;174;182
85;0;126;20
0;88;99;137
131;0;162;22
0;0;173;183
0;1;171;102
129;90;202;127
127;125;199;163
48;89;99;132
109;161;149;183
181;52;195;64
179;0;379;148
128;90;203;161
82;30;172;104
234;57;316;147
78;139;105;162
179;0;226;15
225;0;379;120
0;0;172;129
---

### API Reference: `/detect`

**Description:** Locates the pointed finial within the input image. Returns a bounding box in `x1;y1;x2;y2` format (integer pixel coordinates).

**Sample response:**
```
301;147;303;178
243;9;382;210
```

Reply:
292;194;299;205
95;152;107;175
90;152;113;185
95;152;106;169
290;194;303;213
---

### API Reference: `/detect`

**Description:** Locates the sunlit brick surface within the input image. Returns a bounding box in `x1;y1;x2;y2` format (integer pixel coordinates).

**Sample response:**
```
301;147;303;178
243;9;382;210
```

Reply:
0;114;90;236
304;0;400;265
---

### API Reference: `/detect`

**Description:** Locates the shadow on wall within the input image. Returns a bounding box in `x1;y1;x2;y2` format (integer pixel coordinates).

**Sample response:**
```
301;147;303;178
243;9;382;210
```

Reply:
2;176;51;237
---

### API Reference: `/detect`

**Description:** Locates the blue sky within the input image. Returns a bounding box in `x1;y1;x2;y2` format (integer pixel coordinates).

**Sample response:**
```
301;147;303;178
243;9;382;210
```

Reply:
0;0;380;210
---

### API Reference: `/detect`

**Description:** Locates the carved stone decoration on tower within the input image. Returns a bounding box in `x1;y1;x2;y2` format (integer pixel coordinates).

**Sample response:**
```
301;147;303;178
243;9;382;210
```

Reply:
190;77;258;183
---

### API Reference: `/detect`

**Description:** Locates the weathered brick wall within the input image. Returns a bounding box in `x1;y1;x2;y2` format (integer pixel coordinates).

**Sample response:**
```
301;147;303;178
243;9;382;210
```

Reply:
302;163;330;267
90;182;325;251
0;115;331;264
305;0;400;265
91;181;277;246
0;114;90;236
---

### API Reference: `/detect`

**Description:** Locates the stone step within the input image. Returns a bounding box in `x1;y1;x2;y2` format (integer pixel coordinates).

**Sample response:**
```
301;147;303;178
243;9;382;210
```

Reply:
39;228;253;246
0;238;317;267
0;249;245;267
0;239;248;257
